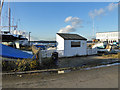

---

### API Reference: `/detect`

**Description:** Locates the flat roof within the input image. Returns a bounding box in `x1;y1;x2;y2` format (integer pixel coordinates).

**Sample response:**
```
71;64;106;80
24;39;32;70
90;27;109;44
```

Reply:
96;31;119;33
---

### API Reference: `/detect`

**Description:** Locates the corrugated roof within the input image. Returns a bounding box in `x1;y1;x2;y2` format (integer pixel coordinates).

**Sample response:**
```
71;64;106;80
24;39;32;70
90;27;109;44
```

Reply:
57;33;87;40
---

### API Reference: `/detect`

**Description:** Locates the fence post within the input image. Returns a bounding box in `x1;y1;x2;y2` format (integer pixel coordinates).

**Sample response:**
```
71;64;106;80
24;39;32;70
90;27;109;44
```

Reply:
38;50;42;65
86;48;88;55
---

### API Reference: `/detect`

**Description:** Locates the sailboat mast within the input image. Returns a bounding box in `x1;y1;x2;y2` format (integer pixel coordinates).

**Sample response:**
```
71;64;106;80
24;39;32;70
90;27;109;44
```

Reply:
8;8;11;33
0;0;4;16
0;0;4;29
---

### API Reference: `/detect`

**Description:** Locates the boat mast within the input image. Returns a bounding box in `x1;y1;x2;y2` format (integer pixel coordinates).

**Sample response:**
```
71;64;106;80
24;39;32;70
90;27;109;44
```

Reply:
0;0;4;16
0;0;4;29
0;0;4;34
0;1;17;32
8;7;11;33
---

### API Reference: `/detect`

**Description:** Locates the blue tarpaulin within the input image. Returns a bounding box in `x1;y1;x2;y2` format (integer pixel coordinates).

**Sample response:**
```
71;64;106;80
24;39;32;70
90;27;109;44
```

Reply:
0;43;33;59
34;45;46;50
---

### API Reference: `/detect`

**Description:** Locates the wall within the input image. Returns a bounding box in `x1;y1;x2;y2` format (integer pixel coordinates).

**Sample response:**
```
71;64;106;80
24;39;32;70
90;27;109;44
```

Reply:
56;34;64;51
41;48;97;58
41;50;64;58
87;48;97;55
64;40;87;57
56;34;96;57
96;32;120;43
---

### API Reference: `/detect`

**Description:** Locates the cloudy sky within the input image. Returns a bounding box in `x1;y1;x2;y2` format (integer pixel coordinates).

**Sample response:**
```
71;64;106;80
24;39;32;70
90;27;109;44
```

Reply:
1;2;118;40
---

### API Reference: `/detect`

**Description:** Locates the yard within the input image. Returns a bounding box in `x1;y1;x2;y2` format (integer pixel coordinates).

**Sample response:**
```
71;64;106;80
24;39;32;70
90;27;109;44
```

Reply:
2;53;119;88
58;53;119;68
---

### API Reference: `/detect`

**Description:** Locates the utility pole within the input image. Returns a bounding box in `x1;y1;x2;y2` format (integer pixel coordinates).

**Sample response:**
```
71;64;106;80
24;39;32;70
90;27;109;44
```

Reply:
29;32;31;45
93;19;94;38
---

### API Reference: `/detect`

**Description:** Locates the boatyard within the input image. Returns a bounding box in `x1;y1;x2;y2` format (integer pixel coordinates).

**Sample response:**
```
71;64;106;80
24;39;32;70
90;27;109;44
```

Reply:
2;52;120;88
0;1;119;89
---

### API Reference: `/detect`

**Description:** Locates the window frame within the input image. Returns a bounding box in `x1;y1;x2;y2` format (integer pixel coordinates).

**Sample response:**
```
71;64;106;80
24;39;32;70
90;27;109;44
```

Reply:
71;41;81;47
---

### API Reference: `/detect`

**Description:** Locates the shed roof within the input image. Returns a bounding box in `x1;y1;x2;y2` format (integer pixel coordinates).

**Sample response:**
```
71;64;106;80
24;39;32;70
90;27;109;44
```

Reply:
57;33;87;40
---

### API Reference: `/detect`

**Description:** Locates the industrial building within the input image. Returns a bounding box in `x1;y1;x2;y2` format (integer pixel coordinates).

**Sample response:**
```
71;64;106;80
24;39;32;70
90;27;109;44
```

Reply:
96;31;120;44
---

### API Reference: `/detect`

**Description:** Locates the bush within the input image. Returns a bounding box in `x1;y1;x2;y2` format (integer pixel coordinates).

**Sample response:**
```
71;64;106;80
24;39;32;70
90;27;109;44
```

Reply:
30;60;40;70
2;59;40;71
15;59;30;71
2;61;16;71
2;56;59;71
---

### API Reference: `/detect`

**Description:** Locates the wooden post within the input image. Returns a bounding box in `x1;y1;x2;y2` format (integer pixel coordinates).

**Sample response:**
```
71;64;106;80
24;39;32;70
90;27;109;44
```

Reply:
38;50;42;65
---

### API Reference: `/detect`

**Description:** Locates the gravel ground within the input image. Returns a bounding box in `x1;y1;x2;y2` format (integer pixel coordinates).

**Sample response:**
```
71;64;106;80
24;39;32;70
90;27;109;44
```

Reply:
58;55;118;68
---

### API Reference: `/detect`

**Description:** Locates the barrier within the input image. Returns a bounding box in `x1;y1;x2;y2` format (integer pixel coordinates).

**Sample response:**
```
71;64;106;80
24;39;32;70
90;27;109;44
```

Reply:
87;48;97;55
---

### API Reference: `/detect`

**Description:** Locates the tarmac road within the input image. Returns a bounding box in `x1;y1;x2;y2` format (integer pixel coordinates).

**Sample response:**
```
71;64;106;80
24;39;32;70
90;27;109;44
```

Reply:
2;65;119;88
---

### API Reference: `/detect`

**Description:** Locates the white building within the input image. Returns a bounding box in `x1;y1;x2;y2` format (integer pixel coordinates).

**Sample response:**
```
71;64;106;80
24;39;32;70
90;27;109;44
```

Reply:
96;31;120;44
56;33;87;57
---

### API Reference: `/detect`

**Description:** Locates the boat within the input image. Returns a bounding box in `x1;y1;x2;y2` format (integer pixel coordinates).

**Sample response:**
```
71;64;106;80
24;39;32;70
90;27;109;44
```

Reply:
0;43;33;59
0;1;29;48
1;30;29;48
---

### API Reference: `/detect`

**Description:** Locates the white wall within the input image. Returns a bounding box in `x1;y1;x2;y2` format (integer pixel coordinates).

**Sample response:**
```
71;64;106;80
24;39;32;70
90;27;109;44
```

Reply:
64;40;87;57
87;48;97;55
96;32;120;43
56;34;88;57
41;48;97;58
56;34;64;51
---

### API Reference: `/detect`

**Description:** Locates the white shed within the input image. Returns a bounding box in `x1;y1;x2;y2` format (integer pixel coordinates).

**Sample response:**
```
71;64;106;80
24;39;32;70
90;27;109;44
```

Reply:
56;33;87;57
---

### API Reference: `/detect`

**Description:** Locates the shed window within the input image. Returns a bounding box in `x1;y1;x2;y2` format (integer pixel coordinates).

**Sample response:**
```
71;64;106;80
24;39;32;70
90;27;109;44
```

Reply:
71;41;80;47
